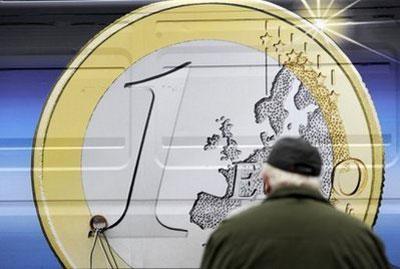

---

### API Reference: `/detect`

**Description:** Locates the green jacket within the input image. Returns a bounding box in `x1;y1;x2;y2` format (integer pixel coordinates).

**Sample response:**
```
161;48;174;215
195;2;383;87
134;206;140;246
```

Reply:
201;186;390;269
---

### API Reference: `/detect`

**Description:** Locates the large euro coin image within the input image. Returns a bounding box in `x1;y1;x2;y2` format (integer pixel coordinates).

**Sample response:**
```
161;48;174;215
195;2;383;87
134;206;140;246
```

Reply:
32;0;384;268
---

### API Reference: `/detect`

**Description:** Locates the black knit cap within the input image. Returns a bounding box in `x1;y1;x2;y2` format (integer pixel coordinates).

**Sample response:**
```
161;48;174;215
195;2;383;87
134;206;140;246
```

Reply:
267;137;322;176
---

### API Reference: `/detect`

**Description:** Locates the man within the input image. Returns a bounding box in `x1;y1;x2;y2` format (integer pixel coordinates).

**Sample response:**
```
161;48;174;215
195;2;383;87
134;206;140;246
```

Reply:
200;137;390;269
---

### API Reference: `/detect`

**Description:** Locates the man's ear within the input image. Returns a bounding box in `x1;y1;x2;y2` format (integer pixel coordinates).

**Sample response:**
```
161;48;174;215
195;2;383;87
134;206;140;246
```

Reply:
262;171;271;195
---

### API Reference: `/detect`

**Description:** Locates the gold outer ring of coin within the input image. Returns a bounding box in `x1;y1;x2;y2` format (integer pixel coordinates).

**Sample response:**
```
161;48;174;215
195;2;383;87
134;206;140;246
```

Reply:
31;0;384;267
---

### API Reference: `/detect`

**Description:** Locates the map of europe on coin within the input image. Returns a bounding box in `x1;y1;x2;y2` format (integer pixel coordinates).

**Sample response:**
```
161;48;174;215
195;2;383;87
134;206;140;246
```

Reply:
190;63;334;229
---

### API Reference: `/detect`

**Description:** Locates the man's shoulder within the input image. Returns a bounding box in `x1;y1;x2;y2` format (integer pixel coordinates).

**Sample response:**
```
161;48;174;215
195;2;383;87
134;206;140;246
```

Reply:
215;199;283;234
219;196;372;236
225;200;264;219
325;205;374;234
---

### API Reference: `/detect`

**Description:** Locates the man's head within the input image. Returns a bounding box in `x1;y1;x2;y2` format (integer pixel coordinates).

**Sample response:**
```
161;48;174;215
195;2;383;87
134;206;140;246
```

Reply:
260;137;323;195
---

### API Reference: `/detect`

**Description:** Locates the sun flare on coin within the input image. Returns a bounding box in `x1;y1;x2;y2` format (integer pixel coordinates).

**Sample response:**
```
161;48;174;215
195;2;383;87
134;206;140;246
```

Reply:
300;0;399;63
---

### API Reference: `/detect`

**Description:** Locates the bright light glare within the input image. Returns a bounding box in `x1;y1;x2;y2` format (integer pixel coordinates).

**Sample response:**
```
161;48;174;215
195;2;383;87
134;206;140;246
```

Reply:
298;0;399;63
314;19;327;30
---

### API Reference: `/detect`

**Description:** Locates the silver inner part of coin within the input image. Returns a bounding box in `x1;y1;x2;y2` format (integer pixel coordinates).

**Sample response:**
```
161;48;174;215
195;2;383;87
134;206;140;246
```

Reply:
82;40;334;267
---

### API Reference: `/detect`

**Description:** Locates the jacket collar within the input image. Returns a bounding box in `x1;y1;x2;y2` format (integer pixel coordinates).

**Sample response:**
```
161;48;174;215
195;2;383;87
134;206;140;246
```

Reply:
265;185;329;204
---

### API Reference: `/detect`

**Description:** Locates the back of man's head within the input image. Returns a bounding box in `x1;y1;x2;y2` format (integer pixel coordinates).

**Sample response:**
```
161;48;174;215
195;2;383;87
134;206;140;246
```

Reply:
261;137;323;194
